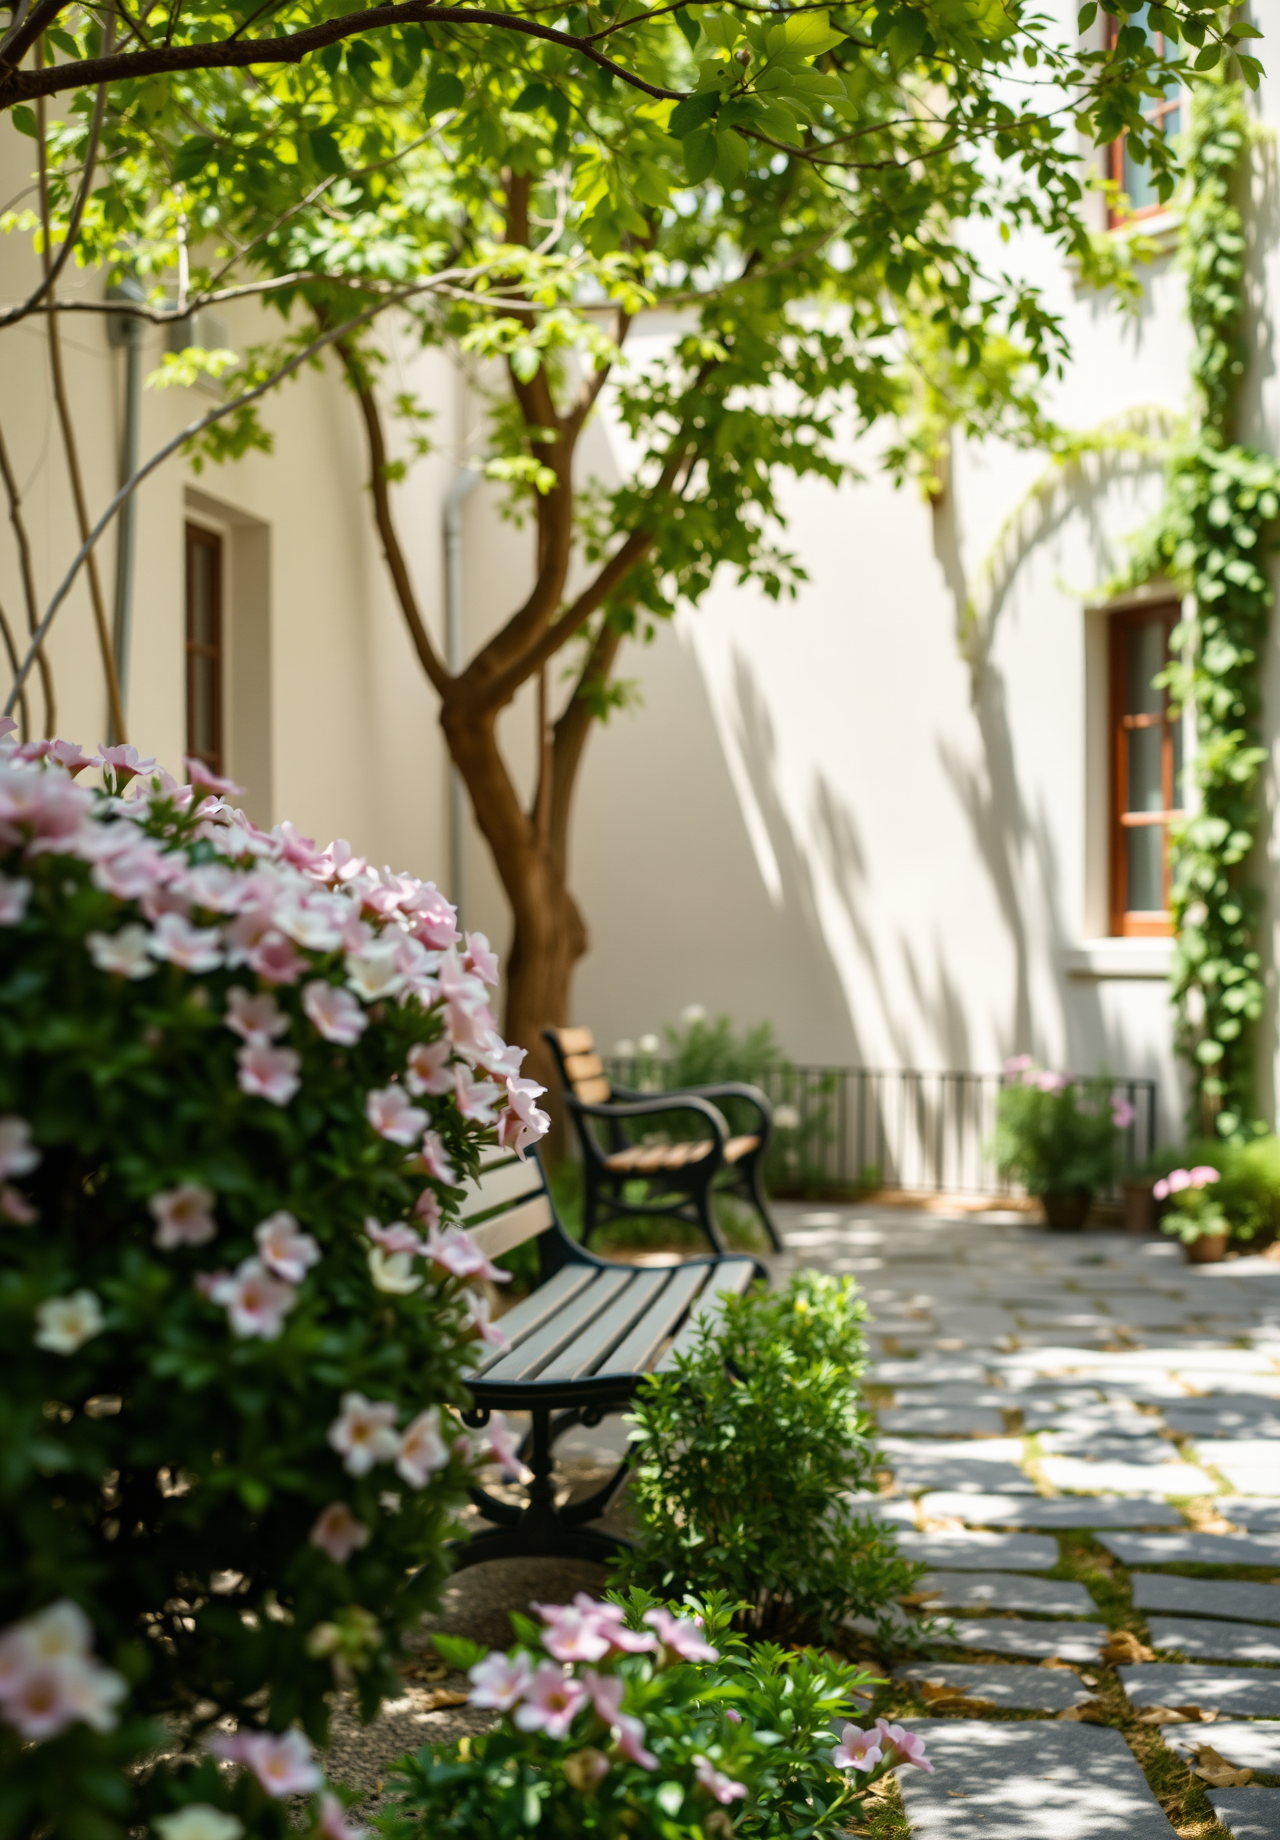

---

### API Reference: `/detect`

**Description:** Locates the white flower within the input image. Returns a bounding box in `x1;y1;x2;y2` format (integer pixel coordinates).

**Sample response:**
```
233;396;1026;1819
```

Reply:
0;872;31;924
146;913;224;973
396;1408;448;1487
365;1085;428;1145
303;980;367;1046
308;1502;370;1564
35;1290;105;1354
254;1212;321;1283
149;1184;218;1249
345;942;406;1002
87;923;157;980
0;1115;39;1180
367;1248;423;1295
327;1393;399;1476
0;1600;127;1741
155;1809;244;1840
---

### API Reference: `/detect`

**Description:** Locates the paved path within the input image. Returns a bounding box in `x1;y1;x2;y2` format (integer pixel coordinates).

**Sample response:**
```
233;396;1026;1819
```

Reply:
769;1199;1280;1839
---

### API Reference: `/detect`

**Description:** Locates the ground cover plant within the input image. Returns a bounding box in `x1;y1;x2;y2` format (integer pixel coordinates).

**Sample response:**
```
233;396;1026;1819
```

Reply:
0;727;549;1837
616;1272;917;1644
384;1590;930;1839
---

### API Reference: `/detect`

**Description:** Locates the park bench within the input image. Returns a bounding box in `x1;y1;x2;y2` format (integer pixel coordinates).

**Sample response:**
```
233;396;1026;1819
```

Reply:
543;1025;781;1255
452;1146;765;1569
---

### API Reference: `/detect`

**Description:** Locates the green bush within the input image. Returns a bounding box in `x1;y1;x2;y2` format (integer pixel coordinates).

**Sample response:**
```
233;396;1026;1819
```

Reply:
993;1063;1126;1196
1213;1137;1280;1246
383;1590;930;1839
0;735;547;1837
615;1273;918;1645
1157;1166;1229;1245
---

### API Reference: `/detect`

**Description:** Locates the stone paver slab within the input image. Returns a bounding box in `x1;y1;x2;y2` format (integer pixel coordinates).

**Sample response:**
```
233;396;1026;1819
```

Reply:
1224;1500;1280;1533
896;1719;1176;1837
880;1439;1034;1494
893;1386;1012;1408
878;1405;1007;1435
1197;1443;1280;1496
1132;1573;1280;1624
1166;1402;1280;1438
1028;1403;1162;1437
869;1360;990;1384
919;1570;1095;1615
897;1662;1092;1710
1206;1788;1280;1839
895;1529;1059;1570
1146;1616;1280;1663
1039;1434;1178;1460
1039;1455;1216;1496
845;1495;918;1526
1164;1721;1280;1772
936;1616;1107;1660
922;1493;1182;1529
1099;1531;1280;1566
1120;1662;1280;1716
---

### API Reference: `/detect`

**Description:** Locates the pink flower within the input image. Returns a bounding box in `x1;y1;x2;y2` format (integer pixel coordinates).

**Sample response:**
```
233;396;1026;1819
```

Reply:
476;1033;526;1082
403;880;458;949
1189;1164;1221;1186
366;1085;428;1146
0;1600;127;1740
185;757;244;797
466;1291;509;1350
418;1130;455;1186
486;1410;533;1483
309;1501;371;1563
831;1723;883;1771
237;1042;301;1106
413;1188;441;1231
47;740;92;776
149;1184;218;1249
366;1217;425;1255
1034;1070;1068;1095
613;1713;657;1770
1167;1168;1192;1193
87;924;156;979
275;820;323;870
225;988;288;1044
247;931;307;986
874;1718;934;1773
498;1078;551;1159
455;1065;503;1124
211;1728;322;1797
147;913;224;973
694;1757;747;1804
642;1607;718;1662
1111;1098;1136;1129
255;1212;320;1282
317;1792;370;1840
0;1116;39;1181
0;1184;37;1224
1153;1176;1170;1200
304;980;367;1046
513;1663;588;1739
577;1598;657;1656
582;1668;625;1724
327;1392;399;1475
93;743;157;785
396;1407;449;1486
468;1649;533;1711
0;873;30;924
1003;1054;1033;1076
209;1259;297;1339
537;1604;612;1666
0;760;92;850
406;1040;453;1096
346;941;405;1003
426;1223;508;1284
463;931;500;986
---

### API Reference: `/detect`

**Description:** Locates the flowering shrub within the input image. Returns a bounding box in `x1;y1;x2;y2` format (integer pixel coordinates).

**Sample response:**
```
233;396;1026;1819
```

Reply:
0;729;548;1836
1157;1165;1227;1243
616;1272;919;1644
993;1060;1131;1196
384;1590;929;1839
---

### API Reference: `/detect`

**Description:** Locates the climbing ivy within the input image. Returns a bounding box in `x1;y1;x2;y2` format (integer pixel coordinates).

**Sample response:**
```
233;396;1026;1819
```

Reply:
1121;80;1280;1139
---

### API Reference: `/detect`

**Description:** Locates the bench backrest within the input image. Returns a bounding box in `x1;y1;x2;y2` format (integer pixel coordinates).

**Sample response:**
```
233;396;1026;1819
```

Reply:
547;1025;613;1106
458;1148;562;1263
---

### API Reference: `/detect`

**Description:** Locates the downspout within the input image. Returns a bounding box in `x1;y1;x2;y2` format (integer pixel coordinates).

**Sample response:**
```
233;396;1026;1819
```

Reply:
444;465;478;925
107;280;145;731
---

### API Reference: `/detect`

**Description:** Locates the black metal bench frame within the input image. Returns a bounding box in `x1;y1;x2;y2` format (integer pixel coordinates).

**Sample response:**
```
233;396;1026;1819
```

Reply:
451;1148;765;1570
544;1029;780;1256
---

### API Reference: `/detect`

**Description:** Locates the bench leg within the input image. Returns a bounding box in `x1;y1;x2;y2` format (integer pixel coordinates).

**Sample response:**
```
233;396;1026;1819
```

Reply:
741;1153;781;1251
448;1405;634;1571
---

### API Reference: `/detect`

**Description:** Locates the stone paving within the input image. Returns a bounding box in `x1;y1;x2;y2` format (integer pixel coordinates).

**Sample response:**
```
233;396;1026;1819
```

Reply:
769;1198;1280;1837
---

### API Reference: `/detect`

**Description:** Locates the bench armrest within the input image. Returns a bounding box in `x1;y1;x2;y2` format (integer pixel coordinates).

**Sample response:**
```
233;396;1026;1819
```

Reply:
668;1081;772;1138
567;1091;729;1148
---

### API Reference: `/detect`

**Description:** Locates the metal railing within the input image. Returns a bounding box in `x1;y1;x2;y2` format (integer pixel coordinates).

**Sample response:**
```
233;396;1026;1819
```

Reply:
604;1059;1159;1198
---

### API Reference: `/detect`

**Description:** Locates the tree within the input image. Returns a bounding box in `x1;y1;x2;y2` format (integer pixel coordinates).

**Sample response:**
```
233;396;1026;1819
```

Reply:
3;0;1256;1099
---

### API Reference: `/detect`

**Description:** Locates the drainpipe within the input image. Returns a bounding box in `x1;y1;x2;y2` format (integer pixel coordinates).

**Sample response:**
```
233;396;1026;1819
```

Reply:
107;280;145;731
444;465;478;925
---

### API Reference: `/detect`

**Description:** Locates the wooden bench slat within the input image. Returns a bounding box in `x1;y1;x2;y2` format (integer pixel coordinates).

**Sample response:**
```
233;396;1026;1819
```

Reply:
595;1263;711;1378
555;1026;596;1056
537;1268;672;1382
460;1157;544;1220
468;1193;555;1260
564;1051;606;1082
603;1139;714;1175
467;1264;597;1378
656;1260;757;1371
574;1076;612;1105
724;1134;760;1163
479;1269;634;1383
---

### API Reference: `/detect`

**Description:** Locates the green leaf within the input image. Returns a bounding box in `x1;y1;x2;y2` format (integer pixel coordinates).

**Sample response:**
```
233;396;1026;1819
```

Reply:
1194;43;1221;69
1077;1;1097;27
714;128;749;183
10;105;35;138
683;126;718;183
668;90;719;138
656;1781;685;1816
433;1633;488;1671
782;10;844;54
307;129;346;175
886;10;929;65
423;70;466;116
675;7;701;50
512;81;553;114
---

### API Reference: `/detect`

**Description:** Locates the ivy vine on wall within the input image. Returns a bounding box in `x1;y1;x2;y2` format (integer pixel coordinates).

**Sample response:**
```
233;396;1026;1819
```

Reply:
1121;79;1280;1139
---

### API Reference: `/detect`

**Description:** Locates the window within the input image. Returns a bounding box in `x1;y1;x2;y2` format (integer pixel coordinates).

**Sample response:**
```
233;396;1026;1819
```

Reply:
1107;9;1181;223
185;523;223;775
1110;605;1184;936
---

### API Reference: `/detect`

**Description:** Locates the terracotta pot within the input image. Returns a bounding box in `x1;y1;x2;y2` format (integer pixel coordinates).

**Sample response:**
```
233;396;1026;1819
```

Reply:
1042;1189;1093;1232
1122;1178;1159;1235
1185;1232;1228;1265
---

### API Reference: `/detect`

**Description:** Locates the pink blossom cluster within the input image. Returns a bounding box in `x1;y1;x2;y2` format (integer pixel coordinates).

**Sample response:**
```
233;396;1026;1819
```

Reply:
1154;1165;1220;1200
1003;1057;1069;1095
208;1726;368;1836
466;1595;734;1790
0;1599;127;1741
831;1718;933;1776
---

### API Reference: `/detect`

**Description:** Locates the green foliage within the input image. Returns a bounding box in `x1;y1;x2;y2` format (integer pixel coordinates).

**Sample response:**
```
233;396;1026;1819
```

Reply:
992;1070;1124;1197
615;1273;918;1645
1159;1175;1228;1243
1113;82;1280;1138
382;1590;899;1839
0;746;514;1835
1215;1135;1280;1243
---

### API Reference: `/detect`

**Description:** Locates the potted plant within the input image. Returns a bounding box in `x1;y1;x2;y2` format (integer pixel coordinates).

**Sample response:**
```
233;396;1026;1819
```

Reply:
1157;1166;1228;1262
993;1060;1128;1230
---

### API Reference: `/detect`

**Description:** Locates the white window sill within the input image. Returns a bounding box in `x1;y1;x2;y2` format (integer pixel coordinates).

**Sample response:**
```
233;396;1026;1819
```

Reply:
1064;939;1174;980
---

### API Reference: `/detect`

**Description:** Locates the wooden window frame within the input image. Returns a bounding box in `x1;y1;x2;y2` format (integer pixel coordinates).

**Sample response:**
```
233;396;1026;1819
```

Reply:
1109;603;1183;937
1106;15;1181;227
185;522;224;776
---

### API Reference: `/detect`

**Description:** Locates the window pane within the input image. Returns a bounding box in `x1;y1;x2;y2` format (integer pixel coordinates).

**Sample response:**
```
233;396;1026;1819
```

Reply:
190;655;217;759
1123;139;1161;214
1172;708;1184;810
190;547;217;647
1126;824;1165;912
1125;618;1165;715
1127;723;1165;813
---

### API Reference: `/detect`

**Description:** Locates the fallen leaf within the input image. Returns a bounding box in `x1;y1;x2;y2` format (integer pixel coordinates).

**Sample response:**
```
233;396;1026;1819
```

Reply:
401;1661;449;1684
1193;1745;1253;1788
1100;1630;1154;1664
418;1688;471;1711
1039;1657;1073;1670
899;1591;944;1608
1134;1704;1215;1725
1057;1700;1109;1723
946;1789;972;1798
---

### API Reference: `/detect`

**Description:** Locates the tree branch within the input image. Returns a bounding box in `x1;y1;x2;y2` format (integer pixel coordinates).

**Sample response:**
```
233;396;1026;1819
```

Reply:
0;4;684;109
548;614;623;868
0;583;30;742
0;418;53;736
